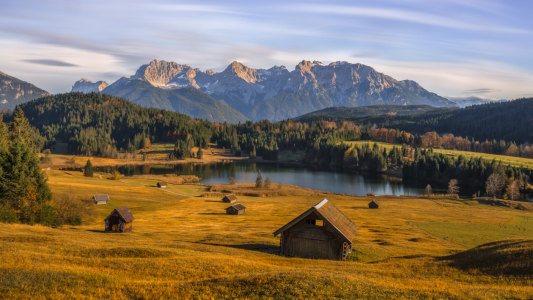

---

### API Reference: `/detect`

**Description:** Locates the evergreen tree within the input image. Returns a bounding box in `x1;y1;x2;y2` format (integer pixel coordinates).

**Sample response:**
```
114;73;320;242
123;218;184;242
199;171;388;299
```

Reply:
265;176;272;188
84;160;94;177
255;171;263;188
0;109;53;224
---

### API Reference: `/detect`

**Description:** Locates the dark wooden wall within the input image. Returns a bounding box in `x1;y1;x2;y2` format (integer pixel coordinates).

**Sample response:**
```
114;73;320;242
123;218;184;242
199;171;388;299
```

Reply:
279;212;348;261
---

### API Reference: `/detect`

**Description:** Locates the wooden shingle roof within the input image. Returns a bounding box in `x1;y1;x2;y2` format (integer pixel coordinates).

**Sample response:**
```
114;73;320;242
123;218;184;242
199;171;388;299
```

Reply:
105;206;135;223
93;194;110;201
230;203;246;210
273;199;358;244
225;194;237;201
369;199;379;205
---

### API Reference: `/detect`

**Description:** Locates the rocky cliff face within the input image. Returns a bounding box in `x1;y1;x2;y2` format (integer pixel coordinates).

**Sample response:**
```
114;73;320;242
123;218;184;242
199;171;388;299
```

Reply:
71;78;109;93
0;71;50;111
73;59;456;121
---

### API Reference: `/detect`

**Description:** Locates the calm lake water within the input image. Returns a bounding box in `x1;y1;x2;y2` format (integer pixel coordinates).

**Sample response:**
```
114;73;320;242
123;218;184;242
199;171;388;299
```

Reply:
95;162;451;196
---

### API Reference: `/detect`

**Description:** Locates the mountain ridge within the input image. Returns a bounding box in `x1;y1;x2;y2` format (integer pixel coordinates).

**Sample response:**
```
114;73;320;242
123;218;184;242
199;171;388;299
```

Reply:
71;59;457;121
0;71;50;111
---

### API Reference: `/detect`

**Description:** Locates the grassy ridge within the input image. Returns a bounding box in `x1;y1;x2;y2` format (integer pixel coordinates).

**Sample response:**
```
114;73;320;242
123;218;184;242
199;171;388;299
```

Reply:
0;170;532;298
347;140;533;169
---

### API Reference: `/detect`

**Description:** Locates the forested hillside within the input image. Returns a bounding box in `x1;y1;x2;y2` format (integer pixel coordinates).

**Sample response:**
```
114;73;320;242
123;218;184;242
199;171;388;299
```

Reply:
297;105;438;118
15;92;215;155
102;78;248;124
297;98;533;144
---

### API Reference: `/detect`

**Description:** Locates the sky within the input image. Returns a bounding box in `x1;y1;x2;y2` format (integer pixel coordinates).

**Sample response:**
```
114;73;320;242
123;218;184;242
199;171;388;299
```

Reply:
1;0;532;100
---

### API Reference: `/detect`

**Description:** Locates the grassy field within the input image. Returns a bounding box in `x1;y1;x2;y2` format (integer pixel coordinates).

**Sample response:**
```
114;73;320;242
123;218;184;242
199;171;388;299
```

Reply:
1;170;532;299
41;143;251;170
347;140;533;169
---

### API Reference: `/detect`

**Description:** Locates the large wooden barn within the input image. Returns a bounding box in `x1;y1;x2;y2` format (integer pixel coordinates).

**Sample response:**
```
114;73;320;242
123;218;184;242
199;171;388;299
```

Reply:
93;194;109;205
368;199;379;209
222;194;237;203
226;203;246;215
104;206;135;233
273;199;358;261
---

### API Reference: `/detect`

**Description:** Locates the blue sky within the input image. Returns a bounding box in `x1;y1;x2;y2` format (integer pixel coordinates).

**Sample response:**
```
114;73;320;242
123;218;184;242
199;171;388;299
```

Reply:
1;0;532;100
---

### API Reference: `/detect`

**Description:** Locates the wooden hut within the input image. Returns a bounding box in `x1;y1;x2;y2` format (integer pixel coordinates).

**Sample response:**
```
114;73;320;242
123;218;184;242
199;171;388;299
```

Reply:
273;199;358;261
93;194;109;205
222;194;237;203
368;199;379;209
104;206;135;233
157;182;167;188
226;203;246;215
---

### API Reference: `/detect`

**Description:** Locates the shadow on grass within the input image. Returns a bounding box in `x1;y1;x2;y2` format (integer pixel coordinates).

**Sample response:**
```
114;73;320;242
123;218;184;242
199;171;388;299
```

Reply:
204;200;223;203
197;213;226;215
86;230;106;233
192;241;279;251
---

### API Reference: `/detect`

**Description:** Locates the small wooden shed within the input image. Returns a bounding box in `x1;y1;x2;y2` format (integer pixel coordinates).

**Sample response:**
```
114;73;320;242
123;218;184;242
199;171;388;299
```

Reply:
157;182;167;188
222;194;237;203
105;206;135;233
273;199;358;261
93;194;109;205
368;199;379;209
226;203;246;215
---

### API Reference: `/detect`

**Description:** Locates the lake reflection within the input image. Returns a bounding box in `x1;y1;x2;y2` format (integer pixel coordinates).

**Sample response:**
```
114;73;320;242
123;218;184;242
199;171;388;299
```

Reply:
95;162;449;196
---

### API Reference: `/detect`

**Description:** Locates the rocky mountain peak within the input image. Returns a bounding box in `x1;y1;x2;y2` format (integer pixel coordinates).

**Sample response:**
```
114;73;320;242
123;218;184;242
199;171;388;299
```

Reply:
222;61;260;83
71;78;109;93
132;59;191;87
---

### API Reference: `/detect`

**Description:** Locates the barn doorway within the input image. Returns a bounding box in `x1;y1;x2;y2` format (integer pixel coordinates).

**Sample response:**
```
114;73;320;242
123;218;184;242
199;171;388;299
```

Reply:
108;215;120;232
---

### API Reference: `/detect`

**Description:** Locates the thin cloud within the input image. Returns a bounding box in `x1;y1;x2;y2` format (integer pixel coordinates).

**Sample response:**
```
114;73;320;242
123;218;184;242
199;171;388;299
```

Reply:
21;59;78;67
286;4;530;34
351;52;381;58
462;88;501;94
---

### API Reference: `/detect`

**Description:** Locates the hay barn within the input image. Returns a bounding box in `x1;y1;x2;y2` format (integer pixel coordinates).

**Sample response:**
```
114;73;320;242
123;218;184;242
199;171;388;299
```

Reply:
104;206;135;233
157;182;167;188
222;194;237;203
226;203;246;215
368;199;379;209
273;199;358;261
93;194;109;205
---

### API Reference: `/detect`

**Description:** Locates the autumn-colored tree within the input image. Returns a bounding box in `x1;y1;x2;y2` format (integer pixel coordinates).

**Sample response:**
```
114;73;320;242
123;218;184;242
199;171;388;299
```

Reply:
447;179;459;195
425;184;432;198
506;181;520;201
486;173;504;197
265;176;272;188
229;177;235;185
142;137;152;149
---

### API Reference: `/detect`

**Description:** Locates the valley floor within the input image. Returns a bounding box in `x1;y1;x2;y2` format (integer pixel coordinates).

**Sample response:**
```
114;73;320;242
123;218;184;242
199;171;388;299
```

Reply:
1;171;533;299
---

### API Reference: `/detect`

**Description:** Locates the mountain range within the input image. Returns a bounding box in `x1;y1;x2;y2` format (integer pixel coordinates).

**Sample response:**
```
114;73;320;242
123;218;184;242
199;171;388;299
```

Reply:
72;59;457;122
0;71;50;111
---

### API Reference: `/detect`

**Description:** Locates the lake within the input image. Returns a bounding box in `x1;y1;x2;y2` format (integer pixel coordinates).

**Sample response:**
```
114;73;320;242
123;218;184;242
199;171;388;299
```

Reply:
94;162;454;196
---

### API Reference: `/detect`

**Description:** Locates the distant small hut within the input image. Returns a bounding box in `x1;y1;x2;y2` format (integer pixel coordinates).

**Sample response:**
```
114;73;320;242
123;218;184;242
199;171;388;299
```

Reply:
105;206;135;233
222;194;237;203
93;194;110;205
226;203;246;215
157;182;167;188
368;199;379;209
273;199;358;261
46;167;51;171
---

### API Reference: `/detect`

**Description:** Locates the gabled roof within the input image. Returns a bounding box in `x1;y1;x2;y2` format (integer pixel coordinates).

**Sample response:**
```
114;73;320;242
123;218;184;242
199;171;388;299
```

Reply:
224;194;237;200
93;194;110;201
158;182;167;186
369;199;379;205
273;199;358;244
105;206;135;223
228;203;246;210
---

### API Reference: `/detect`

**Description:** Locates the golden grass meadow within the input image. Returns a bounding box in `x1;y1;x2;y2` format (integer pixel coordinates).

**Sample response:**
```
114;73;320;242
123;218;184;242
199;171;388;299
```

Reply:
1;166;533;299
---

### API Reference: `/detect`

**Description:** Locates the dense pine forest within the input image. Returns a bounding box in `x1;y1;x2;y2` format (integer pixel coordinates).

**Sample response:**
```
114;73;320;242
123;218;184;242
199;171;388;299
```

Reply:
12;92;214;156
297;98;533;145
